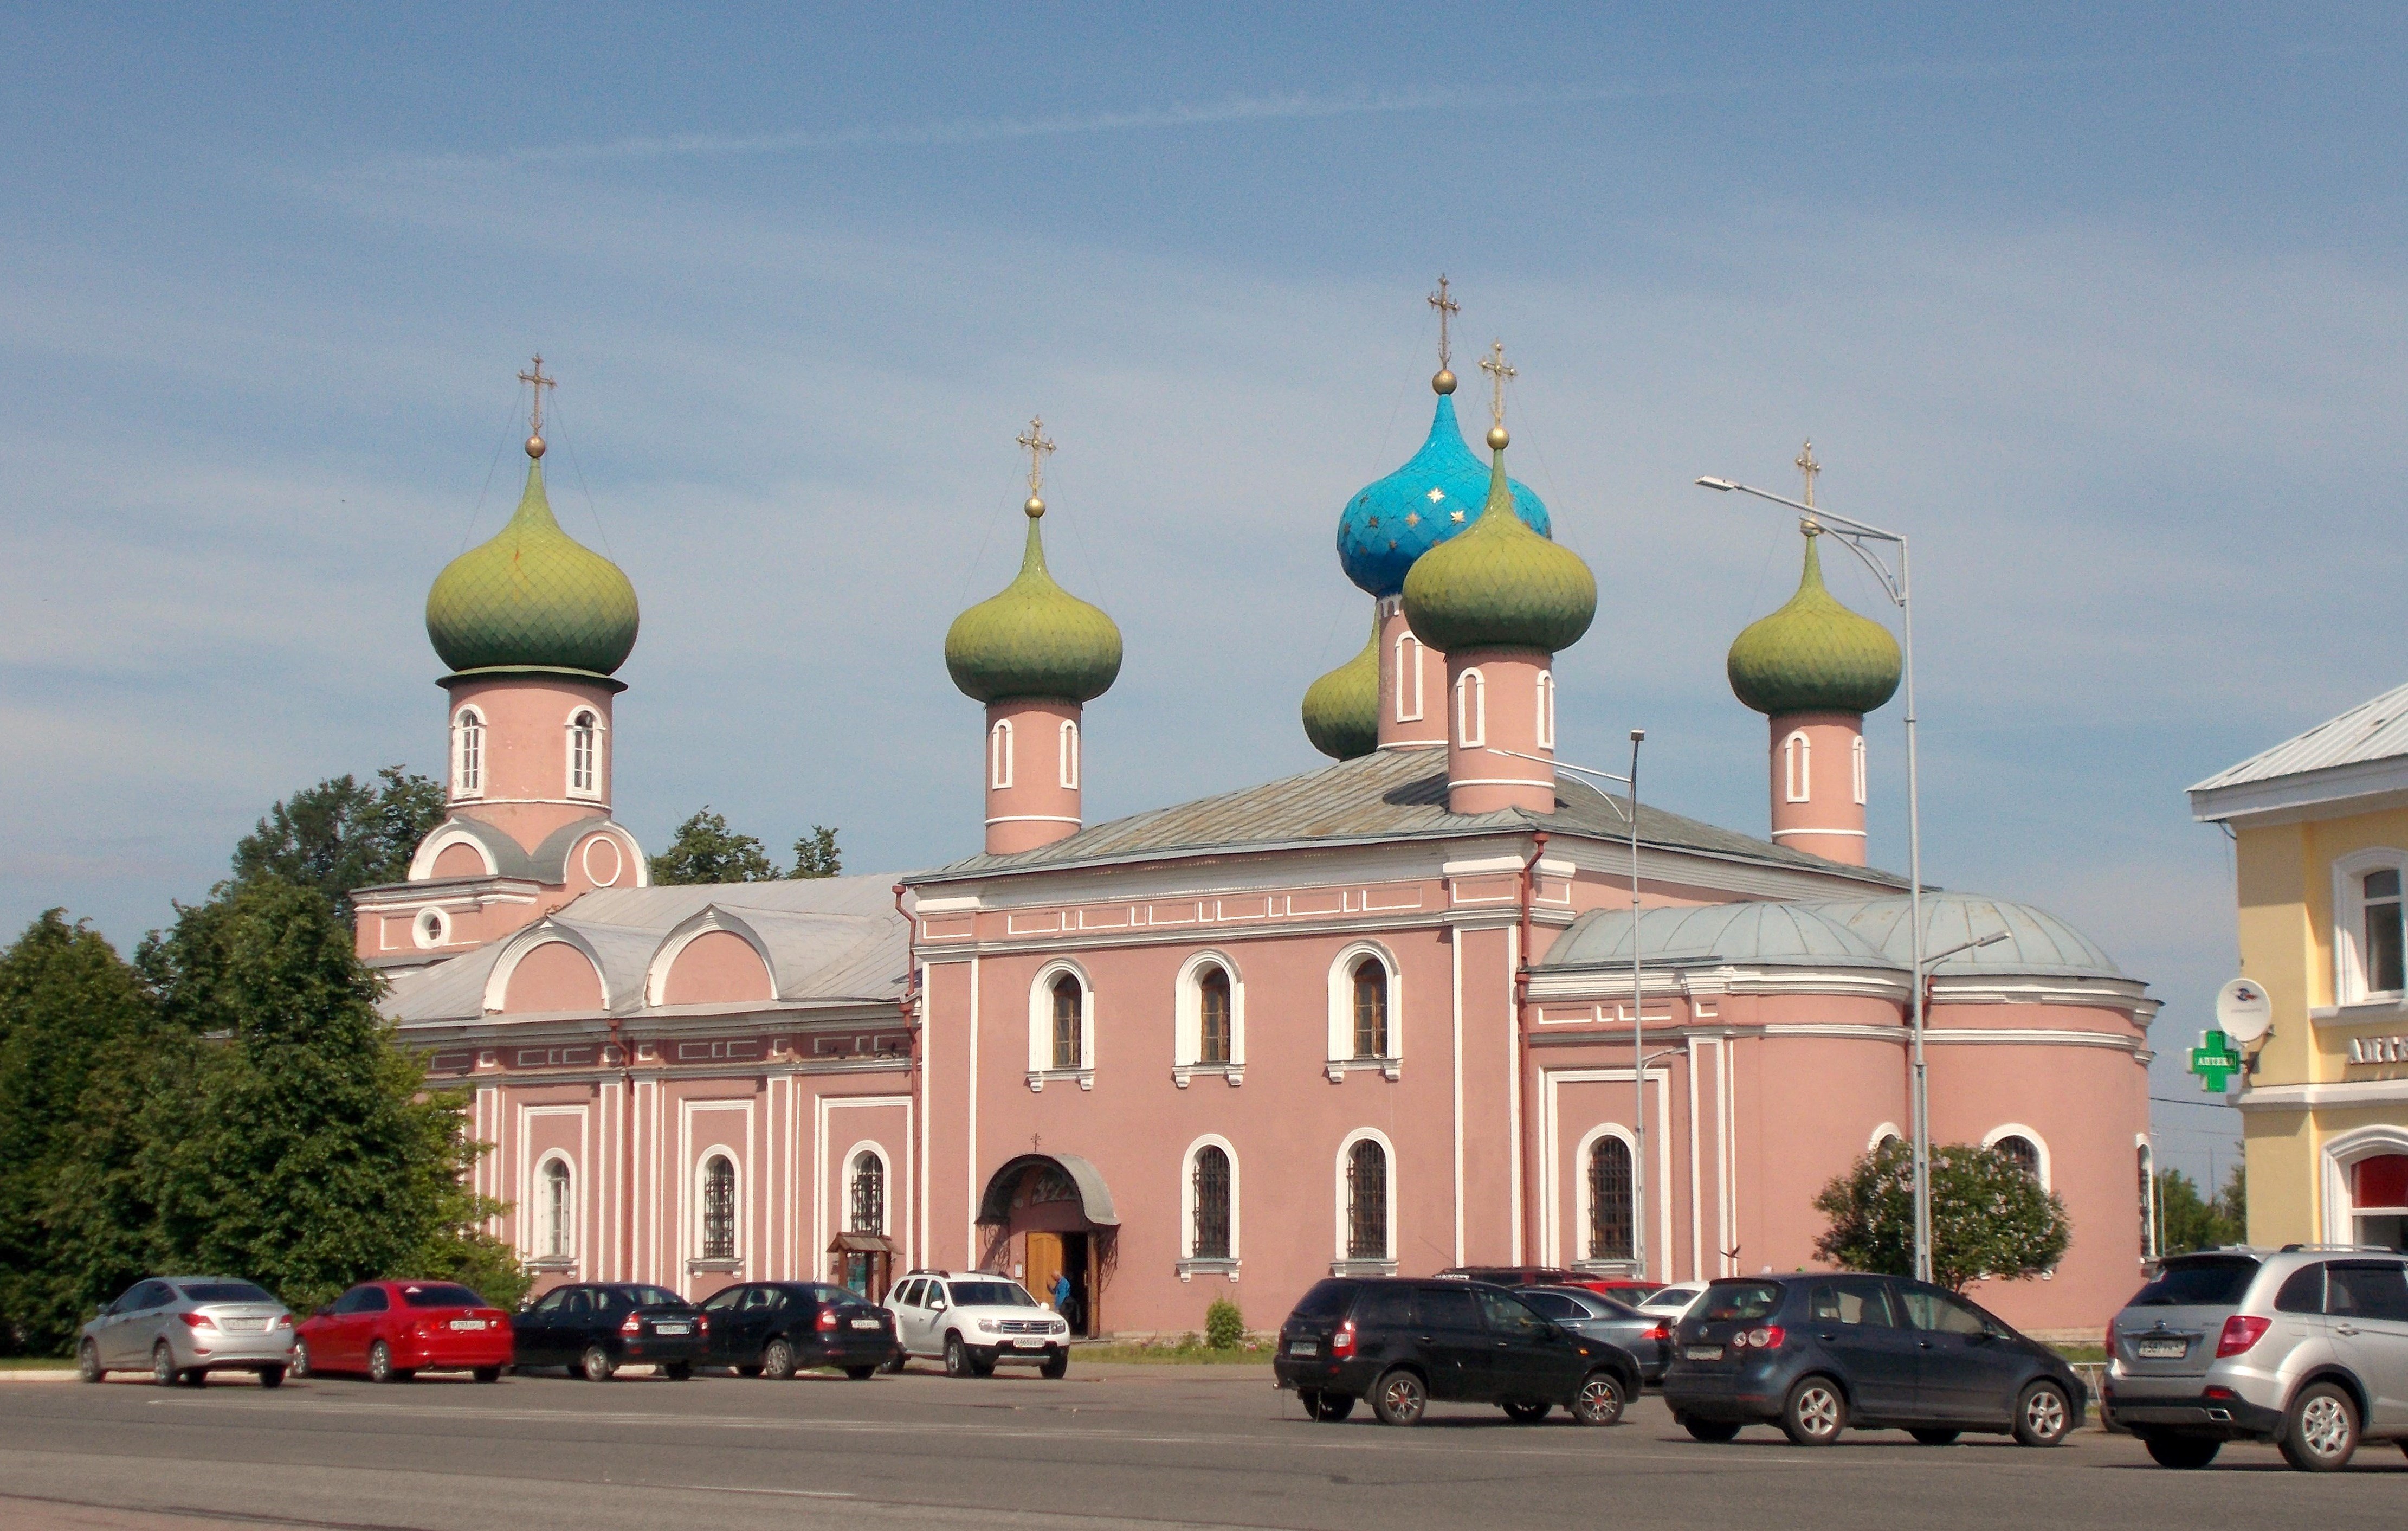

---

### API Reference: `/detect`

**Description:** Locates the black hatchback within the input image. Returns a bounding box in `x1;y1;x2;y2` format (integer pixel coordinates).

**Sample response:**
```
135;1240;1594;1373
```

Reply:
1273;1277;1640;1427
512;1284;706;1381
698;1282;900;1379
1663;1274;2084;1447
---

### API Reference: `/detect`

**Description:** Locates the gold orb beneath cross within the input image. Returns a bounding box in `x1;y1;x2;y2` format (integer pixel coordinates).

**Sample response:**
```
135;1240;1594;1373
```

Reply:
1024;495;1046;518
1487;425;1509;450
1432;369;1457;395
526;434;546;459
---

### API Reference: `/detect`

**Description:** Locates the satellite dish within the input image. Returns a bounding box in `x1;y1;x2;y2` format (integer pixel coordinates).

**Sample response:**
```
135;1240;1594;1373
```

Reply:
2216;977;2273;1044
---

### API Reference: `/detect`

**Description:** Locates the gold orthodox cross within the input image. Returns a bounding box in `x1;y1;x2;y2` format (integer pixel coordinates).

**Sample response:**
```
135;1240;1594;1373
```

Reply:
1016;416;1056;494
1479;340;1515;427
1428;275;1459;369
518;355;556;436
1796;439;1820;509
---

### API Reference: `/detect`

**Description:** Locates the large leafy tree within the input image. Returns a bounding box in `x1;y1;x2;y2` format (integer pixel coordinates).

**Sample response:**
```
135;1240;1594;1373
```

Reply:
230;766;446;918
137;883;520;1312
0;913;169;1353
651;807;829;884
2155;1165;2247;1255
790;826;842;879
1812;1139;2071;1292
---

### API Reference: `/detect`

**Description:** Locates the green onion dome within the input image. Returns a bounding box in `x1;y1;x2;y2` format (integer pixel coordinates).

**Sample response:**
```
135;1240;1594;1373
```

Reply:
1301;606;1381;760
945;500;1124;704
425;458;640;677
1400;442;1596;654
1727;528;1902;716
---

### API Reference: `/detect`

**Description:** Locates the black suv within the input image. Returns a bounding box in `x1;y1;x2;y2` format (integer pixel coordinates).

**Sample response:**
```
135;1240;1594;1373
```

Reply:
1663;1273;2084;1446
1274;1276;1640;1426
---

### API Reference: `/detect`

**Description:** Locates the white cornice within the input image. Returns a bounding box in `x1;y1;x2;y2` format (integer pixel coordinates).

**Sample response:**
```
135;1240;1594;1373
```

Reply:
2236;1077;2408;1110
2191;757;2408;825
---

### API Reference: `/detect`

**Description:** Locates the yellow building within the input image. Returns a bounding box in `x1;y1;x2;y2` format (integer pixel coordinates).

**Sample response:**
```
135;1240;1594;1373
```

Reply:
2192;685;2408;1250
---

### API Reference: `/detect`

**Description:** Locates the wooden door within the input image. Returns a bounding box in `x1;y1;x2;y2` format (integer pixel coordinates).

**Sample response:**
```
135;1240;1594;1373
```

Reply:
1025;1232;1064;1312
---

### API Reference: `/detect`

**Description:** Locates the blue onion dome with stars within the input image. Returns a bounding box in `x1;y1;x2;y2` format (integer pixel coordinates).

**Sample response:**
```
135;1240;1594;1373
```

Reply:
1336;371;1551;600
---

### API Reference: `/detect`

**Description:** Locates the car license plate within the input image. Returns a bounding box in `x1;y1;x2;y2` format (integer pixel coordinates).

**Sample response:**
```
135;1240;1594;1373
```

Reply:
223;1319;268;1333
850;1318;881;1330
449;1318;487;1331
1012;1337;1044;1348
653;1322;691;1335
1290;1340;1317;1356
1684;1345;1725;1362
2134;1338;2187;1359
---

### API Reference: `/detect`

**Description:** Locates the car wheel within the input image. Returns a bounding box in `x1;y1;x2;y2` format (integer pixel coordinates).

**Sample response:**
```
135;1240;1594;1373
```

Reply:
256;1366;285;1390
2013;1381;2073;1448
736;1365;763;1379
880;1351;907;1374
663;1362;693;1381
2280;1380;2359;1472
762;1339;798;1381
846;1365;879;1381
367;1341;399;1384
1039;1352;1069;1380
1573;1372;1628;1427
944;1334;972;1378
1680;1414;1742;1443
78;1341;103;1384
1309;1392;1357;1423
1780;1376;1847;1446
581;1345;617;1383
152;1343;177;1387
1910;1428;1960;1446
1371;1368;1428;1427
1502;1400;1551;1424
2144;1433;2221;1469
472;1367;501;1384
971;1354;997;1378
289;1340;312;1380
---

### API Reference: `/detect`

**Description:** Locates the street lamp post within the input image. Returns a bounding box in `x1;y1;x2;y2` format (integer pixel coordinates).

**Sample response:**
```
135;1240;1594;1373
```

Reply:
1694;473;1932;1282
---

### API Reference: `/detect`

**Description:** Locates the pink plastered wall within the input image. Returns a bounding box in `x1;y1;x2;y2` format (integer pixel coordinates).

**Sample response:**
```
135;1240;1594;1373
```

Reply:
1766;711;1869;865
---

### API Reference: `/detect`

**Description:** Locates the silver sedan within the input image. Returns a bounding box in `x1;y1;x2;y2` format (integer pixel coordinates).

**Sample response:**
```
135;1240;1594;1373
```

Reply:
79;1276;297;1386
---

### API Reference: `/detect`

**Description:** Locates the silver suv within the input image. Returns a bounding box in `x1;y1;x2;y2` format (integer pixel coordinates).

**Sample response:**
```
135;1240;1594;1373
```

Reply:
2105;1246;2408;1470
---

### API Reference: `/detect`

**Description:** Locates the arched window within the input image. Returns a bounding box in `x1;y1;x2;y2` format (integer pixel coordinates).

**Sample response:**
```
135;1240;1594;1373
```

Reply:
1587;1136;1634;1262
849;1150;885;1234
567;710;599;796
1784;730;1811;802
2138;1141;2157;1260
1994;1135;2041;1182
1456;667;1487;749
1346;1139;1389;1259
1198;966;1232;1065
1851;734;1868;806
453;708;485;797
989;719;1015;790
1050;974;1082;1070
1535;671;1557;750
1191;1145;1232;1259
1058;719;1080;789
541;1158;572;1259
700;1154;737;1260
1393;632;1424;722
1351;959;1389;1059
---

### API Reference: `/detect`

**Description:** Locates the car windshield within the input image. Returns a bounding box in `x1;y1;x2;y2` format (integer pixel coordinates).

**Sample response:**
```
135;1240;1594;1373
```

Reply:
1699;1282;1784;1322
1640;1288;1699;1310
2128;1256;2261;1308
177;1282;274;1305
599;1286;686;1310
1290;1281;1355;1321
399;1284;486;1309
947;1282;1036;1308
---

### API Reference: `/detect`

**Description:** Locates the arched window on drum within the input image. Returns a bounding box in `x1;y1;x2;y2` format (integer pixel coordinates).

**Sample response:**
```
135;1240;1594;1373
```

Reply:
1587;1136;1634;1263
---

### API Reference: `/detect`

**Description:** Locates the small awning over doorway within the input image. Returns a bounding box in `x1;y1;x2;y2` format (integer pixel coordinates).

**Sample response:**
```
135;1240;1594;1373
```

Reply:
826;1232;896;1255
976;1153;1119;1227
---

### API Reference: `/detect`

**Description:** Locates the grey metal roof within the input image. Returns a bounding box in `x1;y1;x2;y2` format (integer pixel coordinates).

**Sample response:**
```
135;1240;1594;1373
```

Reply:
382;873;910;1025
911;748;1906;887
2191;682;2408;794
1806;893;2125;980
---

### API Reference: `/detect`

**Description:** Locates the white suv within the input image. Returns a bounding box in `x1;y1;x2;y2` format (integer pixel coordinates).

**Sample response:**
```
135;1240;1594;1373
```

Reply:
885;1271;1071;1378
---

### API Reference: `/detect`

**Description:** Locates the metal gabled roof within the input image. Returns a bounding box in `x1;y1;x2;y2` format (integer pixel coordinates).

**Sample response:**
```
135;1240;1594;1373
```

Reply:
2190;680;2408;808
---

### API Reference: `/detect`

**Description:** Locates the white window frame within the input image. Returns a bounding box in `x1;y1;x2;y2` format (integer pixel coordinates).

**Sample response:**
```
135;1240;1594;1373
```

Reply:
1784;730;1811;803
1573;1124;1638;1270
1058;718;1080;790
1026;959;1095;1090
843;1140;892;1237
989;719;1015;790
1172;950;1245;1084
1982;1124;2051;1189
2333;847;2408;1003
565;707;603;800
1850;734;1867;806
1332;1127;1398;1272
1456;667;1487;749
2321;1125;2408;1245
695;1148;741;1265
1394;632;1425;722
535;1152;576;1263
1325;941;1401;1078
1178;1133;1242;1275
452;706;486;799
1535;671;1556;750
412;905;453;951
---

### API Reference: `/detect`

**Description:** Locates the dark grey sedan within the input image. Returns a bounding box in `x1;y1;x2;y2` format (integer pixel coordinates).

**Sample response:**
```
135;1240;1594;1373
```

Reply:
1518;1286;1670;1382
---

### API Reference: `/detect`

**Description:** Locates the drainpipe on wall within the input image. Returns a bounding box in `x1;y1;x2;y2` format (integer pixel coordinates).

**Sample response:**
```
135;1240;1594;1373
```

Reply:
609;1014;635;1284
1516;831;1550;1263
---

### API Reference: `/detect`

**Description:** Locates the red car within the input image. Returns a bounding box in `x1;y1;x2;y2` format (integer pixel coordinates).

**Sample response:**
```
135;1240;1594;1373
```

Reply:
293;1281;513;1383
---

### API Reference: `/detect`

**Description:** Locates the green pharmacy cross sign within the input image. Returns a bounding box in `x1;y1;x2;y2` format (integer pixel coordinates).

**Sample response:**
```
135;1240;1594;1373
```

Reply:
2190;1030;2244;1092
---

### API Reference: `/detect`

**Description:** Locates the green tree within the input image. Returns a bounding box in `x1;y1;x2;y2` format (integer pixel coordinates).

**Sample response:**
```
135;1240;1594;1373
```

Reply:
137;883;518;1312
1205;1296;1244;1350
2153;1168;2244;1256
1812;1140;2071;1292
0;912;168;1353
650;807;781;885
790;826;842;879
230;766;446;919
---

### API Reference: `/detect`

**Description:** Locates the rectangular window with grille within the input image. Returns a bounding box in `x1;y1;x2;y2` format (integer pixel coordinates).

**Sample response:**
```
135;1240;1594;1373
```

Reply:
1588;1137;1634;1261
701;1157;736;1260
1191;1147;1231;1259
1346;1140;1387;1259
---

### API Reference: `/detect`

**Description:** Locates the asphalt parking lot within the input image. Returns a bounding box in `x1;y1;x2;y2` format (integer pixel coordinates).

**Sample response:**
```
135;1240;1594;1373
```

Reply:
3;1363;2404;1531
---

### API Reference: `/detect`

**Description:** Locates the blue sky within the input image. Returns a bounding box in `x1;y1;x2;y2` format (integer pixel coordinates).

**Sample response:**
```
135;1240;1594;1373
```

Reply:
9;3;2402;1182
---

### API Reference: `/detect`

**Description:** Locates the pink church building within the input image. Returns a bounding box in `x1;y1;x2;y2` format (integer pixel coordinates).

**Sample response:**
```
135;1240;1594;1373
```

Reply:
365;344;2157;1342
